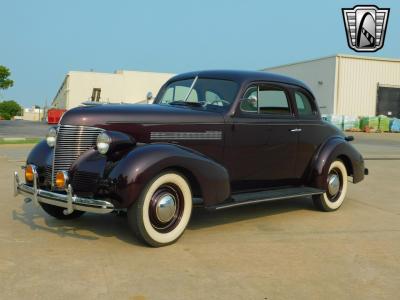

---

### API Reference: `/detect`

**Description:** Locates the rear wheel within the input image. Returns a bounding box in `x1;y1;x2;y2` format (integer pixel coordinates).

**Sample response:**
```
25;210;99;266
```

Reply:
39;203;85;219
313;160;348;212
128;172;192;247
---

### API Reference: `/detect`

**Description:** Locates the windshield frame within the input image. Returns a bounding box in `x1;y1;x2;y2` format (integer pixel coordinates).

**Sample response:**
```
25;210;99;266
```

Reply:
154;77;240;112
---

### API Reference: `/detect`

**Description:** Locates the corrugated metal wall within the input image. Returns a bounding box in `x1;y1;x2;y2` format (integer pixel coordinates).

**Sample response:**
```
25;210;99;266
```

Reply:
265;55;400;117
336;56;400;116
264;57;337;114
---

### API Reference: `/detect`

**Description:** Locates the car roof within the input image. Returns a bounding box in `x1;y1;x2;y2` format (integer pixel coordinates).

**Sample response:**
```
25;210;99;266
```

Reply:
168;70;311;92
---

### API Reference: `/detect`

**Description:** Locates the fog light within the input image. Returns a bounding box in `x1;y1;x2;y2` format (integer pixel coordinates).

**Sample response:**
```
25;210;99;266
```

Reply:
25;165;36;182
55;171;69;189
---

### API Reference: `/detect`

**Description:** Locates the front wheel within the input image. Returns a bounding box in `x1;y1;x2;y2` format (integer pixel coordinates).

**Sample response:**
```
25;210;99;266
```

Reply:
128;172;193;247
313;160;348;212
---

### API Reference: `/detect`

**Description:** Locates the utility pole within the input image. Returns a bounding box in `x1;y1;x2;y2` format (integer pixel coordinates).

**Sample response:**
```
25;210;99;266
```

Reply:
44;98;48;122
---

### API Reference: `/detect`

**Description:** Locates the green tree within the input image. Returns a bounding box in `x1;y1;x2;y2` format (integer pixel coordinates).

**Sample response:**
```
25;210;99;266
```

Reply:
0;66;14;90
0;100;22;120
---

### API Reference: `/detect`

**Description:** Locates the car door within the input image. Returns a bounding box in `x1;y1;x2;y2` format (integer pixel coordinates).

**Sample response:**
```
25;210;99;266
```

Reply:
225;82;300;191
291;87;324;179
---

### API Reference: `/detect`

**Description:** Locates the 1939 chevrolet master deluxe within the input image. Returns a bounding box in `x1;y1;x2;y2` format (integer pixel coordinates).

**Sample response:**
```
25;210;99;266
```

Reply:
14;70;367;247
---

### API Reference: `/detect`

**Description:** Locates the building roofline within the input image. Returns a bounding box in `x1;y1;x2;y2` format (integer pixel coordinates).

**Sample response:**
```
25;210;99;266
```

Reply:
262;54;337;70
67;70;174;76
335;53;400;63
67;70;121;76
262;54;400;70
115;69;175;75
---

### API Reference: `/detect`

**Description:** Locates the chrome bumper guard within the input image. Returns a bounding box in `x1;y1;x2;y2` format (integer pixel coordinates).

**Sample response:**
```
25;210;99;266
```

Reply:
13;171;114;214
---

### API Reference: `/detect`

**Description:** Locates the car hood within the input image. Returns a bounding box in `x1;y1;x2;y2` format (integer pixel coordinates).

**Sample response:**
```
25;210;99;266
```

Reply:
60;104;225;127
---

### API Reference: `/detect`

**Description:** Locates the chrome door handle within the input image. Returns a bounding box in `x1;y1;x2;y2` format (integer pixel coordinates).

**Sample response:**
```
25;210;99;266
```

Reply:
290;128;302;132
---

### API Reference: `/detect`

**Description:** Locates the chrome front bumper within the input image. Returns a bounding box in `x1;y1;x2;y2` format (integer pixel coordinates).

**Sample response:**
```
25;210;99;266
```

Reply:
13;171;114;214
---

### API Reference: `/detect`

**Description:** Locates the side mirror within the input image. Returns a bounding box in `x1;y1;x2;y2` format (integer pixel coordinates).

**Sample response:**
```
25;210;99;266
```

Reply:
146;91;153;103
239;97;258;112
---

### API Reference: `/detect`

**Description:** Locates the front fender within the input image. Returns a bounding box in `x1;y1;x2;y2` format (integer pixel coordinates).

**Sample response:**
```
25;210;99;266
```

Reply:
26;140;54;187
108;144;230;208
308;137;365;190
26;140;54;167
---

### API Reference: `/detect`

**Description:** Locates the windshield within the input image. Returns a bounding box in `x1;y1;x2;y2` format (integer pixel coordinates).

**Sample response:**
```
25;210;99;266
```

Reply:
156;78;239;111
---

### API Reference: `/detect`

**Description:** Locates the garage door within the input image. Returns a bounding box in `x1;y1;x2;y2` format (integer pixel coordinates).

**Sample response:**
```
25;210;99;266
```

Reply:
377;86;400;118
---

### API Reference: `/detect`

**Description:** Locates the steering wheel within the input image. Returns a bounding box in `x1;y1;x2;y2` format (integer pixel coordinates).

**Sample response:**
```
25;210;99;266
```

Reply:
210;99;230;106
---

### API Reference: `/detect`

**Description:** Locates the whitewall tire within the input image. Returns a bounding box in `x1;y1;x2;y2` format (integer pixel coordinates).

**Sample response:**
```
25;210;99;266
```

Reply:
313;160;348;212
128;172;192;247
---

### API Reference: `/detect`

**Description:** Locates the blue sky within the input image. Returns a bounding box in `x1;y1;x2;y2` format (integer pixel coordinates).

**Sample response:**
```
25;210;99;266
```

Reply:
1;0;399;107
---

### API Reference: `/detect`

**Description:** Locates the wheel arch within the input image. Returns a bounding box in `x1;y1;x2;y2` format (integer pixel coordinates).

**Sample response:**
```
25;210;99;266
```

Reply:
308;136;365;190
337;154;353;176
107;143;230;208
159;166;202;199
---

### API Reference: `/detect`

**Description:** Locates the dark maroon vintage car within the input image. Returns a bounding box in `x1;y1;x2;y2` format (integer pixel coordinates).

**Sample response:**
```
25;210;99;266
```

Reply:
14;70;367;247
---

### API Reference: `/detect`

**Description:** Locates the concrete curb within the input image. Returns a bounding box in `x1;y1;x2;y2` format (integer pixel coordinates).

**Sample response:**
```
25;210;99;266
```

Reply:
1;137;28;141
364;155;400;160
0;137;41;144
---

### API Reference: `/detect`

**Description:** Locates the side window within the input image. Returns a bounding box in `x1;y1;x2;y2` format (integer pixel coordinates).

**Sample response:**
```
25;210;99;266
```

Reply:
240;85;291;115
295;91;315;116
258;88;290;115
240;86;258;112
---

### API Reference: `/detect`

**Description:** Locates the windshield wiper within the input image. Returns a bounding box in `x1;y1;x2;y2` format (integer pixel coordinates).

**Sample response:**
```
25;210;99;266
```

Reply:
183;76;198;102
169;101;205;107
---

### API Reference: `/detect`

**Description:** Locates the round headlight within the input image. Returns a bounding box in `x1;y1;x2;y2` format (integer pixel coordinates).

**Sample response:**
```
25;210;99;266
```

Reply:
97;132;111;154
46;127;57;147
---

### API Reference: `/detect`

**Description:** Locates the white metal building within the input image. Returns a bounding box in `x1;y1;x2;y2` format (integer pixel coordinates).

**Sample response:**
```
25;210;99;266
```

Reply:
22;107;45;121
52;70;174;110
264;54;400;117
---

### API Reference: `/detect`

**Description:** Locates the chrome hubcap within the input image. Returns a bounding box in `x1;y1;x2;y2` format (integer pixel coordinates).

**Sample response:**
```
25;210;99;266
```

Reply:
155;194;177;223
327;174;340;196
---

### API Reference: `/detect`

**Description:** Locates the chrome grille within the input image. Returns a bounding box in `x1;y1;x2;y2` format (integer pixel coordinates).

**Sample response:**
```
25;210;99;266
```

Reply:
52;125;104;186
45;165;52;184
72;171;99;193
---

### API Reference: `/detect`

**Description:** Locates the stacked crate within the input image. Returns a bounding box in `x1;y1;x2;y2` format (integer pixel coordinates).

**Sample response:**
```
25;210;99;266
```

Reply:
323;115;344;130
378;115;390;132
343;116;360;131
360;116;379;132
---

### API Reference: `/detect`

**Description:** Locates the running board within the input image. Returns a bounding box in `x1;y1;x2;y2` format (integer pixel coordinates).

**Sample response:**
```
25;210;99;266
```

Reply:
207;187;325;210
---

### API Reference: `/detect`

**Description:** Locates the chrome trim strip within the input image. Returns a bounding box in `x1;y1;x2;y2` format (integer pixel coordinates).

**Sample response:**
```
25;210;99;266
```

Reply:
212;191;324;210
150;131;222;140
13;172;114;214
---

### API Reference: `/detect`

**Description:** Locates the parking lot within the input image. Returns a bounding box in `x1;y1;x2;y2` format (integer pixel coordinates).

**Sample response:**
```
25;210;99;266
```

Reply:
0;134;399;299
0;120;51;138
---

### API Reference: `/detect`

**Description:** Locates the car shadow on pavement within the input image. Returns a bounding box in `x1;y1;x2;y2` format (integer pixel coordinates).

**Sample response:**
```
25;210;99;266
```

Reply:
188;196;316;230
11;197;316;246
12;202;143;246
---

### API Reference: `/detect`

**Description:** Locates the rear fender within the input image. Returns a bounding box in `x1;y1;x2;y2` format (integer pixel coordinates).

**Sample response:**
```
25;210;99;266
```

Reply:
107;144;230;208
308;137;365;190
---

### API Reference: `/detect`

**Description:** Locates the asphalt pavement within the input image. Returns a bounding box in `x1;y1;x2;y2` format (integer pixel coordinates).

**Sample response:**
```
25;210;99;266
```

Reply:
0;120;51;138
0;142;399;299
